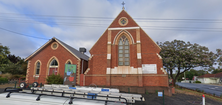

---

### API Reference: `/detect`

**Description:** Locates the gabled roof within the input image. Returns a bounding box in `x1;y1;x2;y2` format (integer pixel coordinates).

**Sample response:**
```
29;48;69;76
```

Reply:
56;38;89;60
108;9;139;28
25;37;89;61
198;72;222;78
198;74;215;78
215;72;222;78
89;9;161;52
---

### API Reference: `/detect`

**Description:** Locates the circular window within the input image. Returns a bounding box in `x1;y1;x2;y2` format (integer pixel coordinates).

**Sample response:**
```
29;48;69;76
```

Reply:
51;42;58;50
119;17;128;26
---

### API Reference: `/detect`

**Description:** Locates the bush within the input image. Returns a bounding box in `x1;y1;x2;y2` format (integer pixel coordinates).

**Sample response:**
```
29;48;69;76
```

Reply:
195;88;201;92
0;77;8;84
11;74;25;80
194;81;201;83
46;74;63;84
201;90;204;93
0;73;12;80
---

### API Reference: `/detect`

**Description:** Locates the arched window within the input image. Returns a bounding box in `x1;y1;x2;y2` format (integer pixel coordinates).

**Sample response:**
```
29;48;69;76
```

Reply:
35;62;40;75
67;61;71;64
49;59;58;75
118;35;130;66
50;59;58;66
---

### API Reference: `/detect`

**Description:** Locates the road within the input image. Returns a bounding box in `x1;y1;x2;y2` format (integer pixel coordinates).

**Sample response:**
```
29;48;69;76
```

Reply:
177;82;222;96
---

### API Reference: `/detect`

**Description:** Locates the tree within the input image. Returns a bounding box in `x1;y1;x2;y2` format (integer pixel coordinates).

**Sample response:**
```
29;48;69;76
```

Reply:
210;67;222;74
7;54;21;64
0;44;10;71
0;44;27;75
157;40;215;86
176;69;208;81
2;59;27;75
208;49;222;74
196;70;208;75
216;49;222;66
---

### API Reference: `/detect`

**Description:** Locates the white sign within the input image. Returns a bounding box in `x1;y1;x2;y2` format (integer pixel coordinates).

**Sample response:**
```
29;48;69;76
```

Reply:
142;64;157;74
158;92;163;97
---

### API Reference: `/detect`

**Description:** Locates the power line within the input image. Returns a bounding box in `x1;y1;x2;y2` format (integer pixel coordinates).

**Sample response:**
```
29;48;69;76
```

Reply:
0;18;222;30
0;13;222;33
1;12;222;22
0;27;49;40
1;19;222;32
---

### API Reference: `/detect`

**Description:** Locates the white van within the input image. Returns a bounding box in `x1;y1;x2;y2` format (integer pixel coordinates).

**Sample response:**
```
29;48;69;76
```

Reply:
0;85;144;105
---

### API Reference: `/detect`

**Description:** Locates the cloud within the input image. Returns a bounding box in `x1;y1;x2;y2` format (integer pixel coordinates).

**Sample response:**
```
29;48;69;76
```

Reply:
0;0;222;59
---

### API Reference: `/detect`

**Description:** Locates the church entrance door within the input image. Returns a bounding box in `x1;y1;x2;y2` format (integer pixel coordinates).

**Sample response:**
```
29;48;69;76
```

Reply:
49;68;58;75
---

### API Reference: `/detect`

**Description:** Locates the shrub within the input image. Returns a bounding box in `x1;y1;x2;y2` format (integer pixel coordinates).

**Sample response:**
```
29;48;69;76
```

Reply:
11;74;24;80
155;90;158;94
46;74;63;84
0;77;8;84
201;90;204;93
194;81;201;83
1;73;12;80
146;90;149;94
195;88;201;92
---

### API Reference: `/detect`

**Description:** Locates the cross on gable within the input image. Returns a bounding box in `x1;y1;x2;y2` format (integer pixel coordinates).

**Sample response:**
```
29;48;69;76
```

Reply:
122;1;125;9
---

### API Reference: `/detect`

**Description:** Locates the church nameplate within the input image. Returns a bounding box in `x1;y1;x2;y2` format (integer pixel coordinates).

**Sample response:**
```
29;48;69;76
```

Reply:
142;64;157;74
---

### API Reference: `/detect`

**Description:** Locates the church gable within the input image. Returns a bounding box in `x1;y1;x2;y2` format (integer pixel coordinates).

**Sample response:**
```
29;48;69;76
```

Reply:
86;9;168;88
140;29;161;53
108;10;139;28
89;30;108;54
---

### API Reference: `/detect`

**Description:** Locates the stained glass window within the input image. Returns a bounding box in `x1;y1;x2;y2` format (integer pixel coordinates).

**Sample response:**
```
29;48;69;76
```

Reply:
118;35;130;66
50;59;58;66
67;61;71;64
121;18;126;25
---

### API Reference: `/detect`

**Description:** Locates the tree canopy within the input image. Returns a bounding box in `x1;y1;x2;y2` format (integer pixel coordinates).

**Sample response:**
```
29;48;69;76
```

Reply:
0;44;10;70
0;44;27;75
157;40;217;86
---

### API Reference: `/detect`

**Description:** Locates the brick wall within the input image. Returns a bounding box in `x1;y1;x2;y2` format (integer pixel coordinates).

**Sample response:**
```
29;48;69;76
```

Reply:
86;10;169;87
143;75;169;87
26;41;80;85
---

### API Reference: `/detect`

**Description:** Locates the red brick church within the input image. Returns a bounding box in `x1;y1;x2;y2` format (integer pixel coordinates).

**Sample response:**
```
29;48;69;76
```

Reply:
84;9;169;88
25;9;170;94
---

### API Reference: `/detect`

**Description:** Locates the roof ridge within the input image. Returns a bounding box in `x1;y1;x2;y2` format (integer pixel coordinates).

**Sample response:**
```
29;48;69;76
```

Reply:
55;38;89;60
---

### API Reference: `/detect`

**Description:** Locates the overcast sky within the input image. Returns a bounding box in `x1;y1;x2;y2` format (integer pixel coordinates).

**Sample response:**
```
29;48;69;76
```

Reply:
0;0;222;58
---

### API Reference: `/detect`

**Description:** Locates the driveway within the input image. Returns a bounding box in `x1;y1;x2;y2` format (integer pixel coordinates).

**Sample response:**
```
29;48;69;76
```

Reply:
177;82;222;96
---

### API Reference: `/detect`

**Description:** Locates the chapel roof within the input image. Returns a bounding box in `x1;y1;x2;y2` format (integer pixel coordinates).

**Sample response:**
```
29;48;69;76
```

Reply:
25;37;89;61
55;38;89;60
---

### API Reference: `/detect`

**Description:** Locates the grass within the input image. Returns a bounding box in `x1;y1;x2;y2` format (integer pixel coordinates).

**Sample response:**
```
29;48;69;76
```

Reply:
175;87;222;102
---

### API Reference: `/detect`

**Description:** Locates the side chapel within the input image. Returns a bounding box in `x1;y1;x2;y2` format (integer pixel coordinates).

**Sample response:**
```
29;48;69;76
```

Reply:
25;38;89;85
84;9;169;88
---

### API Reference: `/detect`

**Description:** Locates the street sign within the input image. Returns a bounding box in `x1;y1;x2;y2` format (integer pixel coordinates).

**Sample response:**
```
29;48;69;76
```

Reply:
158;92;163;97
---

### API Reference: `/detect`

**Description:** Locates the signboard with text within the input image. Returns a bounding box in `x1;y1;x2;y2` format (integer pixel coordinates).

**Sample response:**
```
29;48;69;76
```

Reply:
142;64;157;74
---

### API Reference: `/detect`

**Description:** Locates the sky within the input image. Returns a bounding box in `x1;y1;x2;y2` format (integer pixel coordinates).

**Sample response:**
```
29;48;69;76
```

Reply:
0;0;222;59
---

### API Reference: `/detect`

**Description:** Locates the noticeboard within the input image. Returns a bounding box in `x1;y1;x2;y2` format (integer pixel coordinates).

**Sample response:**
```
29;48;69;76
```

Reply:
142;64;157;74
63;64;76;86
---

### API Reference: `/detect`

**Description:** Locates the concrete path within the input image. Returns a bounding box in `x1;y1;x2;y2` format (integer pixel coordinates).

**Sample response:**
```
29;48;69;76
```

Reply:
177;82;222;96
